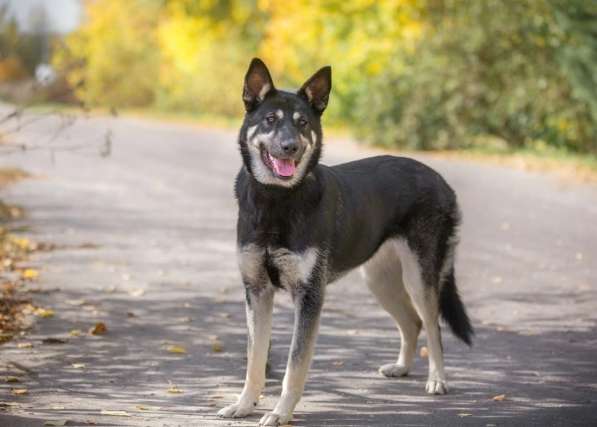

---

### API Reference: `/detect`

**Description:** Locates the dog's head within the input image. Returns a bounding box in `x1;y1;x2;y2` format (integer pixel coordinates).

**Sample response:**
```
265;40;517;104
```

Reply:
238;58;332;188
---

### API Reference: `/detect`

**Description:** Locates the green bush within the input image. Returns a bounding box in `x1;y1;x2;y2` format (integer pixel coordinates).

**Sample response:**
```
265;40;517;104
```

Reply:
355;0;597;154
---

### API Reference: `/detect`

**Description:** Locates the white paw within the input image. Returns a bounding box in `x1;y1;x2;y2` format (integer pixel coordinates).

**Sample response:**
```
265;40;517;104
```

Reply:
217;401;255;418
425;378;448;395
379;363;410;378
259;411;291;426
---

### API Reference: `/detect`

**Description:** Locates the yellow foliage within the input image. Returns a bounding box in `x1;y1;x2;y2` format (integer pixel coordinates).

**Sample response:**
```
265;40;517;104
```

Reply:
53;0;426;119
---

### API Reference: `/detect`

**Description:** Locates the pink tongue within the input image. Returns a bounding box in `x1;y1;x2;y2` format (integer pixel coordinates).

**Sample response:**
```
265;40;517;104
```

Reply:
270;156;296;177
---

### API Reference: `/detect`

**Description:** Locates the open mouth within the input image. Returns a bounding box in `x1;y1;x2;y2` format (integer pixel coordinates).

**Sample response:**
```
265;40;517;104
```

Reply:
260;148;298;179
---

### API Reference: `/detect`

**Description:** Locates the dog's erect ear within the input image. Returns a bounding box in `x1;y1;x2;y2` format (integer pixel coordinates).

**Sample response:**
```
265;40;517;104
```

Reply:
298;66;332;114
243;58;275;112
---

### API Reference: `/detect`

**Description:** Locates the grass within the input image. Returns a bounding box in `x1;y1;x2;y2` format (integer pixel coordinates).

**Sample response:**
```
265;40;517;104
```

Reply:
425;144;597;184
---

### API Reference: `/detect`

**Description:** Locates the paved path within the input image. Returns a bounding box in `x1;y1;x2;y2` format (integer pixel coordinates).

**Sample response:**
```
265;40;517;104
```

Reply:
1;109;596;426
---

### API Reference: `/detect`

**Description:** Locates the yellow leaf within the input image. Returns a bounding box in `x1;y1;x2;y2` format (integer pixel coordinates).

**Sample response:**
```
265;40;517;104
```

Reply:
17;342;33;348
34;308;55;318
69;329;82;337
492;394;506;401
166;345;187;354
22;268;39;280
72;363;86;369
211;339;223;353
167;385;183;394
89;322;107;335
100;410;131;417
5;376;20;383
11;388;28;395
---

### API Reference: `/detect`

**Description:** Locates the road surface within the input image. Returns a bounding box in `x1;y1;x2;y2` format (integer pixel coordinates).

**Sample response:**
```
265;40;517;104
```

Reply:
1;108;596;426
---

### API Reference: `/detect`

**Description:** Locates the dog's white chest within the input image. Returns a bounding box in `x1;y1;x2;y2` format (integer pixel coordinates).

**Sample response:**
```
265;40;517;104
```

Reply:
238;245;319;289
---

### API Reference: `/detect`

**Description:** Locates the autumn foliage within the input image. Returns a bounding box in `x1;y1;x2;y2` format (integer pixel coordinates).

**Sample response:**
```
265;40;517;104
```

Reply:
53;0;597;153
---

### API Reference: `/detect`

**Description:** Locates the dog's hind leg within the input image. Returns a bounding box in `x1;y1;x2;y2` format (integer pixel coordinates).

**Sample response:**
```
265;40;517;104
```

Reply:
362;240;422;378
395;239;448;395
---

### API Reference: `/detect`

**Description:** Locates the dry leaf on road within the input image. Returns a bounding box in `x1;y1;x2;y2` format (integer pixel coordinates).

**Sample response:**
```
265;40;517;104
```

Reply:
492;394;507;401
11;388;28;395
167;384;183;394
72;363;86;369
89;322;107;335
100;410;131;417
166;345;187;354
21;268;39;280
34;307;54;318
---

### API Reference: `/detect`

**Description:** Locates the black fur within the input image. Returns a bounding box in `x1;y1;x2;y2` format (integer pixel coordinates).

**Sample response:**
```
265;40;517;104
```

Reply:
221;58;473;424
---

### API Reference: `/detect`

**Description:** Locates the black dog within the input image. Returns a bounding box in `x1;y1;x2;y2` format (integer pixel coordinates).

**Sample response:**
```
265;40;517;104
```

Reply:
218;58;473;426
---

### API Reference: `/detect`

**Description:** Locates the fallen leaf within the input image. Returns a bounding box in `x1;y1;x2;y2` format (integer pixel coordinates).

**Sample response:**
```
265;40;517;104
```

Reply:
492;394;506;401
69;329;82;337
211;340;223;353
127;312;136;318
166;345;187;354
11;388;28;395
72;363;86;369
100;410;131;417
17;342;33;349
34;307;55;318
89;322;107;335
458;413;473;417
44;421;68;426
65;299;86;306
135;404;161;411
42;337;67;344
332;361;344;367
420;346;429;358
21;268;39;280
167;385;183;394
50;405;66;410
5;376;20;383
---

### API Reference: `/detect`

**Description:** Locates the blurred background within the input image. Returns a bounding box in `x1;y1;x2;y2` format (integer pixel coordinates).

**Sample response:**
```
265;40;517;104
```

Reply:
0;0;596;157
1;2;597;425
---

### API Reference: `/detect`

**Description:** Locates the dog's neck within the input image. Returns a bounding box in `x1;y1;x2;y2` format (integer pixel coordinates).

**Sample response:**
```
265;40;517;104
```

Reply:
244;167;323;208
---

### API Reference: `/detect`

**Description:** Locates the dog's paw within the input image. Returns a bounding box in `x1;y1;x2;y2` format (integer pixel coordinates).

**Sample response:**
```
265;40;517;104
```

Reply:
259;411;291;426
217;401;255;418
425;378;448;395
379;363;410;378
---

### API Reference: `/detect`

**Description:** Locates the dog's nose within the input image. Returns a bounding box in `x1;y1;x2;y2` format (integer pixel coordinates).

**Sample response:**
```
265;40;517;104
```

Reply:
280;140;299;155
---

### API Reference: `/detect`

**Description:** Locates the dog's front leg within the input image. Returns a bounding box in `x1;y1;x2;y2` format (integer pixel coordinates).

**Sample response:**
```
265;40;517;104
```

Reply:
218;286;274;418
260;284;324;426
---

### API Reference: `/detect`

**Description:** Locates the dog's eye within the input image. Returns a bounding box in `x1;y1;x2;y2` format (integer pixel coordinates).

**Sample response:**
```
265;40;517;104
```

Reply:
265;114;276;124
298;118;308;127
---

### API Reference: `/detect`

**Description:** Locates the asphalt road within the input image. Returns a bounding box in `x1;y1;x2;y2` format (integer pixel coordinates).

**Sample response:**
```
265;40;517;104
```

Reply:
1;108;596;426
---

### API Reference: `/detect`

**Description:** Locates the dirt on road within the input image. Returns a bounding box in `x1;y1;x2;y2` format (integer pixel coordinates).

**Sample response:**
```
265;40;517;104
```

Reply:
0;110;596;426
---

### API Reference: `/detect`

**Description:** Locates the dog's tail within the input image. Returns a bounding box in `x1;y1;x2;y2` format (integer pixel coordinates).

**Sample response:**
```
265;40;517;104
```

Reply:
439;267;473;346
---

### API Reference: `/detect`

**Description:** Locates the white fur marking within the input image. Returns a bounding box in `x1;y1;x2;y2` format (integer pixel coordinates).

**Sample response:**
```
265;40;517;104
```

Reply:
258;83;271;101
247;125;258;144
276;109;284;119
268;247;318;288
293;112;300;121
311;130;317;143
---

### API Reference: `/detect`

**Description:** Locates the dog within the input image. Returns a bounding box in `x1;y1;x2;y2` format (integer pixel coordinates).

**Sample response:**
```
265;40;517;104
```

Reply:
217;58;473;426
